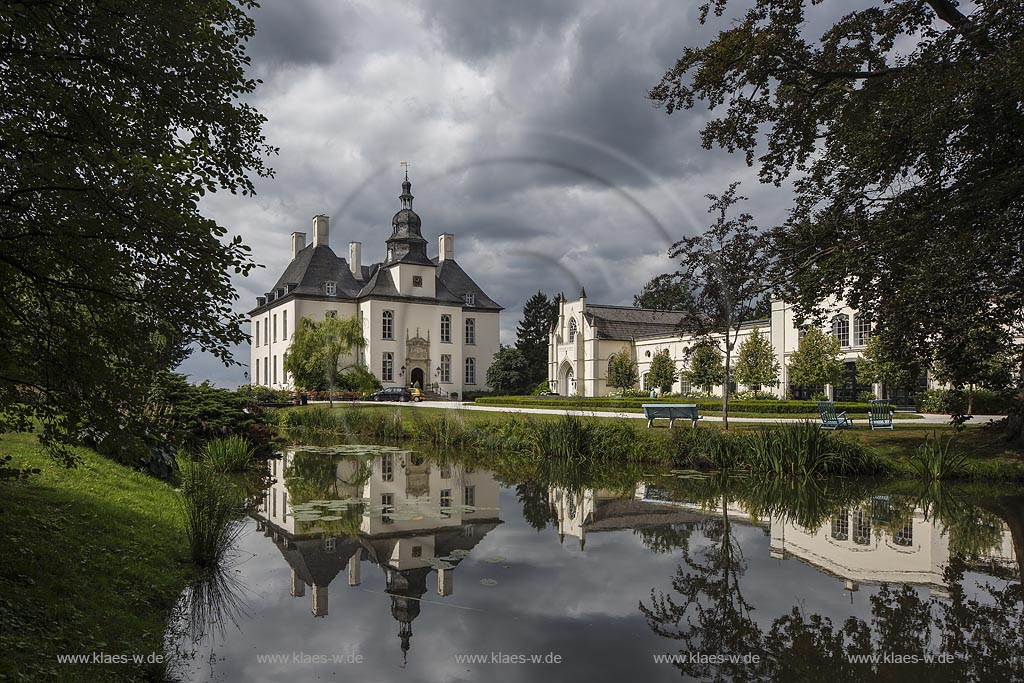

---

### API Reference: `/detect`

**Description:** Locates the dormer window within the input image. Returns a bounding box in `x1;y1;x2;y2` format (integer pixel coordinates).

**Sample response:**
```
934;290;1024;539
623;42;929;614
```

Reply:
464;292;475;306
412;275;423;287
324;281;337;296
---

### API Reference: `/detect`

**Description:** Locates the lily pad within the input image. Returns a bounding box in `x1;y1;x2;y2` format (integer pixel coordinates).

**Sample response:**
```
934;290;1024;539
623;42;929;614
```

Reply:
482;555;505;564
479;578;498;586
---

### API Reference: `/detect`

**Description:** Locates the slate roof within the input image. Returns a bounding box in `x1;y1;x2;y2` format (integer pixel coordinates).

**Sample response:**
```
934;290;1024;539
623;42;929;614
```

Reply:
581;304;768;341
268;244;364;300
582;305;689;340
250;243;501;313
432;258;502;311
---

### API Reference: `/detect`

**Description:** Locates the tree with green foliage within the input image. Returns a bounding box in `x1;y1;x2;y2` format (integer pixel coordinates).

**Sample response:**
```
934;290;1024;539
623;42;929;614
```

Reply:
0;0;274;465
662;185;771;427
283;315;365;405
650;0;1024;437
486;346;531;395
734;327;780;389
607;350;639;393
686;343;725;394
856;333;921;393
787;328;845;393
647;349;678;393
634;274;695;311
516;291;558;385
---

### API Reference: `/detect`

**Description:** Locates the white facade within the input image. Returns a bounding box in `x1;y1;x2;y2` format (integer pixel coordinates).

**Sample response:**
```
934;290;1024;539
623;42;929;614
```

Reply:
249;175;501;397
549;291;910;400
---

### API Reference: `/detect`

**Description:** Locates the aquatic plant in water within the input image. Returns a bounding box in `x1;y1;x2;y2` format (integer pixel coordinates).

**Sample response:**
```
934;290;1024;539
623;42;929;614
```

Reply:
909;431;968;480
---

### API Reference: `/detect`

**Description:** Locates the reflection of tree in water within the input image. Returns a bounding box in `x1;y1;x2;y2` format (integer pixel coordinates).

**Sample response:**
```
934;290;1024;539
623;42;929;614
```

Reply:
636;523;696;554
640;498;767;682
515;480;556;532
640;481;1024;682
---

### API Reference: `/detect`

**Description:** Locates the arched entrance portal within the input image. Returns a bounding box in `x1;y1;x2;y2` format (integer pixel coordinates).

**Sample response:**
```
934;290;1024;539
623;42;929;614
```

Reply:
559;361;576;396
410;367;425;390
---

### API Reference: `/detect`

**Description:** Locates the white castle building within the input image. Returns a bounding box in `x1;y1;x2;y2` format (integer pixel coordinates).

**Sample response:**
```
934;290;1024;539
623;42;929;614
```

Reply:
249;173;501;396
548;290;926;402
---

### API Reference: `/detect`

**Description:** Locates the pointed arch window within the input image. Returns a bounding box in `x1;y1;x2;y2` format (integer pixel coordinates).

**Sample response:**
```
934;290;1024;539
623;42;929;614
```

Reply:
568;318;578;343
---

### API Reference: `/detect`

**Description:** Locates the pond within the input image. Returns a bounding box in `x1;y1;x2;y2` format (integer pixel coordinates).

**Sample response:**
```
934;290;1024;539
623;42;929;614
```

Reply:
166;445;1024;682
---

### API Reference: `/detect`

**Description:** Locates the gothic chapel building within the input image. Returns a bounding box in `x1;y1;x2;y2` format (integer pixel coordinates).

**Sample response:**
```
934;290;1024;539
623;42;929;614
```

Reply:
249;173;502;396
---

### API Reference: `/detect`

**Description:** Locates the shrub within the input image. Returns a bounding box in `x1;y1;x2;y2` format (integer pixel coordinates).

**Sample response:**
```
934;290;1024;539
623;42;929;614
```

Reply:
532;379;553;395
200;435;258;472
178;461;244;567
474;395;874;415
744;422;884;477
914;388;1010;415
908;431;968;480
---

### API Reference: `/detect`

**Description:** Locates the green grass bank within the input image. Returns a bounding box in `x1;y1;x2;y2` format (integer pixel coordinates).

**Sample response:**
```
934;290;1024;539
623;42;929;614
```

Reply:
0;433;192;683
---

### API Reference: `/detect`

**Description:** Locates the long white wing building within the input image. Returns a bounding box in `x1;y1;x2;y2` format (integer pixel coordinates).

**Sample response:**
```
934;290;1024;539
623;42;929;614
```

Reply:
248;173;501;396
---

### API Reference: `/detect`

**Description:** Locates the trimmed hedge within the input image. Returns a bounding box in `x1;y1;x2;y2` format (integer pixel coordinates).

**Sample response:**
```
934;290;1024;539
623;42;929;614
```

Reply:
474;395;875;414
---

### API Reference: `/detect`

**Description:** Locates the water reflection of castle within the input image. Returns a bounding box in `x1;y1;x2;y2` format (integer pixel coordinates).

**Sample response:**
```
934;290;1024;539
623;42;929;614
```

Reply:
254;450;501;663
549;483;1017;590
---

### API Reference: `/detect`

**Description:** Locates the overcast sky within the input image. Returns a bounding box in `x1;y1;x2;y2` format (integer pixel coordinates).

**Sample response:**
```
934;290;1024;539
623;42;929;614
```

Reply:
181;0;811;386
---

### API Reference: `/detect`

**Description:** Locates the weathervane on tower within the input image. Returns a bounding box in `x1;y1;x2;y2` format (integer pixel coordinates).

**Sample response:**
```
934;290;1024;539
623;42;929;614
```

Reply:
400;161;410;180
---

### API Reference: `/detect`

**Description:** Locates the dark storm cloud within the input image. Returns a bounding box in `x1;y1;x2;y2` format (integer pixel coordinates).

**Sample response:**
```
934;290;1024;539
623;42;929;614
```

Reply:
181;0;805;386
420;0;583;62
245;0;351;69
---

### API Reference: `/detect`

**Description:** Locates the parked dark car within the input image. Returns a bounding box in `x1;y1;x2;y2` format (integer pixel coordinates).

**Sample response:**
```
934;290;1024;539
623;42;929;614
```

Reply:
368;387;414;402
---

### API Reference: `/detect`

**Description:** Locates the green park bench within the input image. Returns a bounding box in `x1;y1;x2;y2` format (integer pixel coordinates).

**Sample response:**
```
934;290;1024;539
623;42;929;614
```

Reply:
817;401;853;430
642;404;701;429
868;399;894;430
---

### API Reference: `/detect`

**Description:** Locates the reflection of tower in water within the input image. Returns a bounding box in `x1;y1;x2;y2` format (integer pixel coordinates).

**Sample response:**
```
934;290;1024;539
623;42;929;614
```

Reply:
254;449;503;666
385;566;429;667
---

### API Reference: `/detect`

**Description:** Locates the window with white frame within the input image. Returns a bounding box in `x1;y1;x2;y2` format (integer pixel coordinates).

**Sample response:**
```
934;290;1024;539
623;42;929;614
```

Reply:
264;357;269;386
440;314;451;343
283;352;288;384
381;452;393;482
465;357;475;384
831;509;849;540
440;354;451;383
283;310;288;339
568;317;577;343
381;493;394;524
832;314;851;348
255;322;260;347
798;327;807;342
273;314;277;342
440;489;452;518
854;314;871;346
264;318;269;345
382;352;394;382
464;292;475;306
382;310;394;339
679;376;692;393
255;361;259;385
324;281;337;296
464;485;475;507
853;509;871;545
272;356;277;384
465;318;475;344
893;523;913;547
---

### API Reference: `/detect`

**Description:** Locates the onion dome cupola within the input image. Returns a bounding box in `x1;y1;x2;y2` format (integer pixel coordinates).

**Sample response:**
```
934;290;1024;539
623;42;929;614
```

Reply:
386;168;432;265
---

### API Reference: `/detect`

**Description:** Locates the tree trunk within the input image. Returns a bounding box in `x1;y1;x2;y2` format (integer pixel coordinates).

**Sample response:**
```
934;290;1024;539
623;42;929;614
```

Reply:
723;349;731;430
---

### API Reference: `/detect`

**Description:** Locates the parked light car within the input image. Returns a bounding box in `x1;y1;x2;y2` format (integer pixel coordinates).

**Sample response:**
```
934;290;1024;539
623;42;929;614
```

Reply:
409;387;424;402
368;387;414;402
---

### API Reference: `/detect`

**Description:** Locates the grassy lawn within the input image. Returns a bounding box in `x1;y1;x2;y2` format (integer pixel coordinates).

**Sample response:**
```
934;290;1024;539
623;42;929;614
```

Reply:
285;403;1024;467
0;433;191;683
